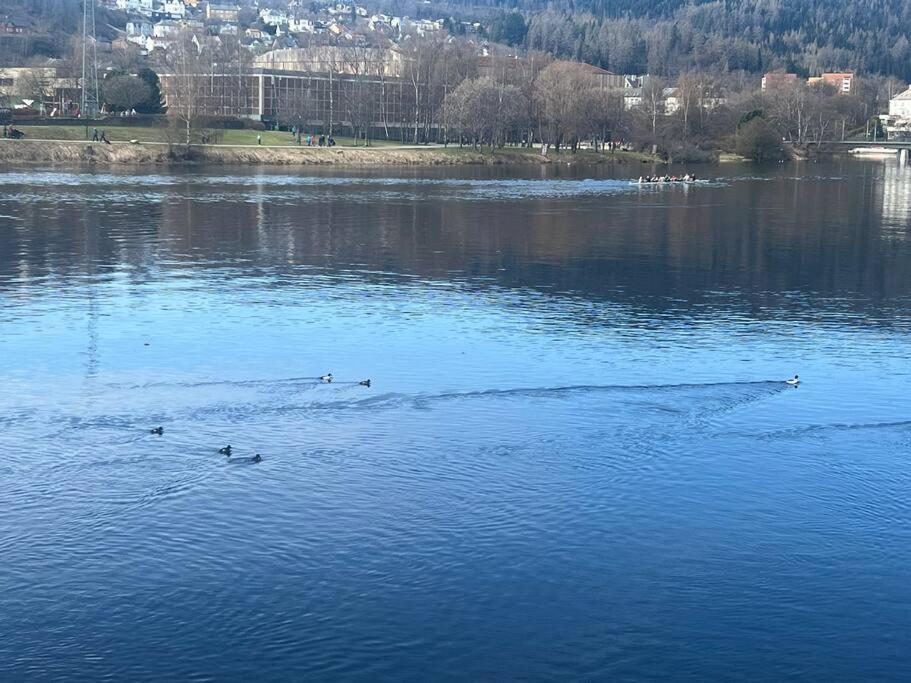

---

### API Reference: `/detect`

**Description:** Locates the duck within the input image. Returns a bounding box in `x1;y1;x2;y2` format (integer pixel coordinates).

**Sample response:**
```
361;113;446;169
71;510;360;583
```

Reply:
253;454;263;463
150;426;164;435
786;375;800;386
320;373;333;383
218;445;232;455
359;379;371;387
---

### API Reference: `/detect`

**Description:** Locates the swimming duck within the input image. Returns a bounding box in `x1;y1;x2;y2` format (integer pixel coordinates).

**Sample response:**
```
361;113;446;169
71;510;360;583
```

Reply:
150;426;164;435
320;373;333;383
253;454;263;463
359;379;371;387
218;445;232;455
786;375;800;386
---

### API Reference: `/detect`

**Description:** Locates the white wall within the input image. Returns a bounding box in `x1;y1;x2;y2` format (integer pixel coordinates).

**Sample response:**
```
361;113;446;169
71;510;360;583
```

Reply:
889;91;911;118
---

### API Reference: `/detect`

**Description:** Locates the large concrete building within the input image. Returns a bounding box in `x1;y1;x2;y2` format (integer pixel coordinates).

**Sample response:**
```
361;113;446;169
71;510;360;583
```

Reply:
252;47;407;78
158;67;441;138
158;49;636;139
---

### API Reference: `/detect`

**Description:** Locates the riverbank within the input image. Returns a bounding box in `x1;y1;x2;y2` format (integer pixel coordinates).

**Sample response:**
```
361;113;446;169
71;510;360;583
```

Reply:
8;124;401;148
0;138;656;167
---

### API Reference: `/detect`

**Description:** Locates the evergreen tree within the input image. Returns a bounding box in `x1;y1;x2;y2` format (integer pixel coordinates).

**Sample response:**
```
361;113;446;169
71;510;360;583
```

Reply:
135;68;164;115
488;12;528;47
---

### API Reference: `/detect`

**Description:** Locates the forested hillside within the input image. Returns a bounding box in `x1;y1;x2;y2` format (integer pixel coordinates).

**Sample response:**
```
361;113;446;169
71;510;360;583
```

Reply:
464;0;911;80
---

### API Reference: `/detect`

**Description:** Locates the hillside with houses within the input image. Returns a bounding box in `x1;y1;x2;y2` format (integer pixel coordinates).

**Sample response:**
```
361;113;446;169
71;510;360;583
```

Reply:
0;0;480;61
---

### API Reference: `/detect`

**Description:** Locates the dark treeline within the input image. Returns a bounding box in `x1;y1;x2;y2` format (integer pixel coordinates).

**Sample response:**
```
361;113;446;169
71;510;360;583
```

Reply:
461;0;911;81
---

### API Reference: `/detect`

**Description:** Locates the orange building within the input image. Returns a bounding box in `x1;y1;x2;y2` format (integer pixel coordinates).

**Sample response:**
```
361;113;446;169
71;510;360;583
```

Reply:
808;72;855;94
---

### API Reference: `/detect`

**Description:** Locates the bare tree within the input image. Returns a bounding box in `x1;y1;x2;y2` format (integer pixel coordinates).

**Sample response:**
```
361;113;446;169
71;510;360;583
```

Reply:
211;36;253;118
403;37;443;143
111;42;146;73
444;77;528;148
675;72;702;148
513;50;552;147
444;78;482;147
433;41;478;143
163;31;207;146
579;88;615;150
274;83;312;131
340;46;373;145
534;61;599;151
641;77;666;144
766;82;811;144
102;74;151;112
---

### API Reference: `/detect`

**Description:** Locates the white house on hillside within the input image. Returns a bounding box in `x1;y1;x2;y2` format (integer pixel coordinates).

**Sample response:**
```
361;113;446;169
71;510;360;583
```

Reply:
663;87;680;114
116;0;154;13
260;8;289;26
889;87;911;118
162;0;186;18
126;20;153;37
883;87;911;140
624;88;643;110
289;18;315;33
152;20;180;38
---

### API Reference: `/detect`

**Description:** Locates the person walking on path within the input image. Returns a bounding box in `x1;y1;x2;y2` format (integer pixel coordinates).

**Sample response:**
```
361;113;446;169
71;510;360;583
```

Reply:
91;127;99;142
257;133;262;145
100;130;110;144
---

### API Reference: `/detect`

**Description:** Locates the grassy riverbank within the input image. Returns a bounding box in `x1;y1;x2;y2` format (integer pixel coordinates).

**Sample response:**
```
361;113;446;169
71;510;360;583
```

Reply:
0;135;657;167
11;124;400;148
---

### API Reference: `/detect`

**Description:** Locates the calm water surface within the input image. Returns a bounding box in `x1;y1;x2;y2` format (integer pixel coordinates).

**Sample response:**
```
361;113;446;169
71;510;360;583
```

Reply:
1;160;910;681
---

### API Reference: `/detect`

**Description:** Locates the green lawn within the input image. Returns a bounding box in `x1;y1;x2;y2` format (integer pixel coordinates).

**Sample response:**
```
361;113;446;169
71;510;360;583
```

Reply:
11;125;656;161
13;124;406;147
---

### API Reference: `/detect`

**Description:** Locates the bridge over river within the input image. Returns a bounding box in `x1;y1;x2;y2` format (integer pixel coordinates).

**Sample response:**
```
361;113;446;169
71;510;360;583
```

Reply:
828;140;911;161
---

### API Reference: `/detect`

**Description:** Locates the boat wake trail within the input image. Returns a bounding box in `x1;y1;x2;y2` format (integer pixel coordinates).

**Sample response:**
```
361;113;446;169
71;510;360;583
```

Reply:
156;378;789;423
18;378;790;449
106;375;328;390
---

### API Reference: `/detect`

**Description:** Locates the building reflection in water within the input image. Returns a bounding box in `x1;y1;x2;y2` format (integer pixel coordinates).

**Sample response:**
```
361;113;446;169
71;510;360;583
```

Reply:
878;159;911;241
2;165;911;325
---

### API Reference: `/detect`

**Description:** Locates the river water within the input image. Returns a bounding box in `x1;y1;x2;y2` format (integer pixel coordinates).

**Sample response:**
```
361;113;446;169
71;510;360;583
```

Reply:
1;160;910;681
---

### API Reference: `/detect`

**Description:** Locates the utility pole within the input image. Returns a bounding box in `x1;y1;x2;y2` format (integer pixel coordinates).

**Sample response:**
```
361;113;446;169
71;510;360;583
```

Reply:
80;0;99;118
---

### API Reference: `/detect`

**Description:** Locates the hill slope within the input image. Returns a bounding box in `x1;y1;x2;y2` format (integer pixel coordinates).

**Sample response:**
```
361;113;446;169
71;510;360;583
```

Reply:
472;0;911;80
